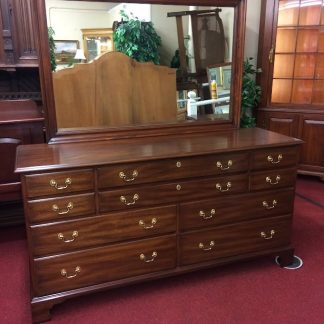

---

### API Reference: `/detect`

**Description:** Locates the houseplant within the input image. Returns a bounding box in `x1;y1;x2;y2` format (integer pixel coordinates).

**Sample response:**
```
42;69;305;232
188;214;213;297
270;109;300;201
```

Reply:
113;11;162;64
240;57;261;128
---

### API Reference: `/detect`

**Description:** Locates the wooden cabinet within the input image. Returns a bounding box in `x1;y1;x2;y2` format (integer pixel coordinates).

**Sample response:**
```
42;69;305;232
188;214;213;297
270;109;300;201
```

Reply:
15;128;302;323
257;0;324;179
0;0;38;67
0;99;44;225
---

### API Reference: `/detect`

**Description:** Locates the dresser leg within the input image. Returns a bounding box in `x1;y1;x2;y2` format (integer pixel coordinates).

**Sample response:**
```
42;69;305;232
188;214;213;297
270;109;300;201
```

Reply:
277;248;294;267
31;301;53;323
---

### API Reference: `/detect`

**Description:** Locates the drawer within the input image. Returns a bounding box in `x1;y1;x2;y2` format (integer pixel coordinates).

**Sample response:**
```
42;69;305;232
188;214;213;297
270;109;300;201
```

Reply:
33;235;177;296
180;215;292;266
98;152;249;188
250;168;297;191
251;146;298;170
27;193;95;223
99;174;248;212
25;169;94;198
179;189;295;232
30;205;177;256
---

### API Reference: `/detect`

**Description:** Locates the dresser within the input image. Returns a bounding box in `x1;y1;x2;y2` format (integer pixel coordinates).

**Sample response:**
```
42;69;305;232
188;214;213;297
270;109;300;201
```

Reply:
15;128;302;323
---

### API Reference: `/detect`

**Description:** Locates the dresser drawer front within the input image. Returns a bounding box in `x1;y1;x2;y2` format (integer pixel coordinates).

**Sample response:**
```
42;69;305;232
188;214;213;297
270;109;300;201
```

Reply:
99;174;248;212
250;168;297;191
180;216;292;266
98;153;248;188
31;205;177;256
25;170;94;198
33;235;177;296
28;193;95;223
251;146;298;170
179;189;295;231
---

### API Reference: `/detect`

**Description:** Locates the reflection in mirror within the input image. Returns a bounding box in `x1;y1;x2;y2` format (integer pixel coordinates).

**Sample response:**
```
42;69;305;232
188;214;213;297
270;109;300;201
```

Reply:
45;1;234;129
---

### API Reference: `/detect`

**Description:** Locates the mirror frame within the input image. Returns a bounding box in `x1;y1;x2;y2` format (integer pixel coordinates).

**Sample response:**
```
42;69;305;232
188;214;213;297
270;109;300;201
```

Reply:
34;0;247;143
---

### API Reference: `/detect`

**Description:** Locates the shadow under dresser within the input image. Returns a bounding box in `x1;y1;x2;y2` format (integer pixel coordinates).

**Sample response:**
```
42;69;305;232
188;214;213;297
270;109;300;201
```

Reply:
15;128;302;323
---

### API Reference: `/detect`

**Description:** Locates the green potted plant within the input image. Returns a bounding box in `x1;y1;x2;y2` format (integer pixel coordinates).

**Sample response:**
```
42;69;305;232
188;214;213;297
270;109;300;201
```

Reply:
240;57;261;128
113;11;162;64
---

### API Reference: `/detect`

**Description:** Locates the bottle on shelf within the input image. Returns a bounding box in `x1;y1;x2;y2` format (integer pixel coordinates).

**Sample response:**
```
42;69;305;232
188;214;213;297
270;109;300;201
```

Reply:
211;80;218;99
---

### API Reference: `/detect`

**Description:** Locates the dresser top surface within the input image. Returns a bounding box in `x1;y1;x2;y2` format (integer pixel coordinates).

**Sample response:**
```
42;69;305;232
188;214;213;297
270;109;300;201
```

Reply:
15;128;302;173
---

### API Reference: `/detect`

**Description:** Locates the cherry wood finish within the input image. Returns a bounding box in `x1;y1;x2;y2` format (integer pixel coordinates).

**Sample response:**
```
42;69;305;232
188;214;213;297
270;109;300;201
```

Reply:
33;235;177;296
98;152;249;188
250;167;297;191
16;128;302;323
0;99;43;225
257;111;300;138
30;205;177;256
179;189;295;231
27;193;95;223
25;170;94;198
179;215;292;266
99;174;249;212
257;0;324;180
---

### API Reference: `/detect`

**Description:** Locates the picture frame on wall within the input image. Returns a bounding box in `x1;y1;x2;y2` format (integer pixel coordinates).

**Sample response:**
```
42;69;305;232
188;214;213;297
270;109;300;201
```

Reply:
206;65;223;87
54;40;79;64
222;65;232;90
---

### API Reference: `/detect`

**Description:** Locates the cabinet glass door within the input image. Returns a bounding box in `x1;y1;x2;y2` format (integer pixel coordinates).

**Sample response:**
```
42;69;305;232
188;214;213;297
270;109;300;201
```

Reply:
271;0;324;105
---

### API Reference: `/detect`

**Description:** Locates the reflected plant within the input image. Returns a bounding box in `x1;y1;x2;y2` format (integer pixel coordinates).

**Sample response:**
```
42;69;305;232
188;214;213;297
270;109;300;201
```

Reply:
48;27;57;72
240;58;261;128
113;10;162;64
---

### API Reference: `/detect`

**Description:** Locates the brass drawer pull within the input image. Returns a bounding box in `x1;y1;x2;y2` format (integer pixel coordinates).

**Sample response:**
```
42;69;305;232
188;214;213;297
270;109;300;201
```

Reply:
216;182;231;192
260;230;275;240
61;266;81;279
52;202;74;215
199;209;215;220
119;170;138;182
216;160;232;170
176;184;181;191
267;154;282;164
176;161;182;168
50;178;72;190
266;175;280;185
199;241;215;251
58;230;78;243
140;251;157;263
139;218;157;229
120;194;139;205
262;200;277;209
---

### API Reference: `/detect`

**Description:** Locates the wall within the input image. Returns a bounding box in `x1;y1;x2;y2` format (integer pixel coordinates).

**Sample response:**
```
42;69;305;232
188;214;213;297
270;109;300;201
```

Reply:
45;1;248;69
244;0;261;66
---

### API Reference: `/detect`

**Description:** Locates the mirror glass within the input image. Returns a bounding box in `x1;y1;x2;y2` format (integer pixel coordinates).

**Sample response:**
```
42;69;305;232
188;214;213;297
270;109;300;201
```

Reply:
45;1;234;130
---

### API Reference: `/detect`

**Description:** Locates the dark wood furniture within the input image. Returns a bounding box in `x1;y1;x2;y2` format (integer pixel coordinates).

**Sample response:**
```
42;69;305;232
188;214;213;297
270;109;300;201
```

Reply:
0;0;41;101
257;0;324;180
0;0;38;68
16;128;302;323
15;0;304;322
0;99;44;225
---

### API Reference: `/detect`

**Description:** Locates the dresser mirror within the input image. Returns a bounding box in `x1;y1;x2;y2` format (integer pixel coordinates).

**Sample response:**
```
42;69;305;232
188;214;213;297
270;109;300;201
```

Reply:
35;0;246;142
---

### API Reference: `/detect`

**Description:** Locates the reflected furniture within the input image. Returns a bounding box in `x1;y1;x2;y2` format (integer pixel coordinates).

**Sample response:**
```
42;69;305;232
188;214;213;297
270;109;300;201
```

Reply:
82;28;114;62
15;0;303;322
52;52;177;128
257;0;324;180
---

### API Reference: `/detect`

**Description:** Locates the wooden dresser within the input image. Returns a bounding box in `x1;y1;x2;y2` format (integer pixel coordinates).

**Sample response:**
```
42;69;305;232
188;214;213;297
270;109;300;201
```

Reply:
15;128;302;323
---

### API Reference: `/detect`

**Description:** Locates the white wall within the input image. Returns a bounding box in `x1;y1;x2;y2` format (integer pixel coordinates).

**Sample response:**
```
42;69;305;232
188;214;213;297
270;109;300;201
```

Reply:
46;0;117;47
244;0;261;65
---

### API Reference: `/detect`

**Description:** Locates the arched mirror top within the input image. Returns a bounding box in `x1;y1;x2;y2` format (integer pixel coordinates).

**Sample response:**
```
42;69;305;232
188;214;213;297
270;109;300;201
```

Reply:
34;0;247;143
